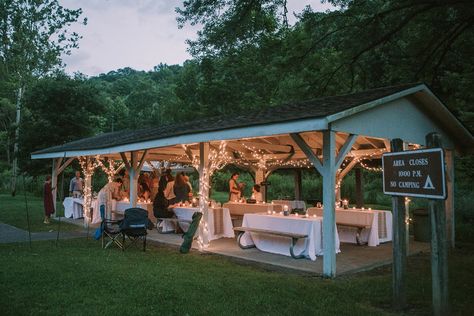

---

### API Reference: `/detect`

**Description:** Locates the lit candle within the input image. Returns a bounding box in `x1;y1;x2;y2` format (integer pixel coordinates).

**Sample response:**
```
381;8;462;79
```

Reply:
283;205;289;212
267;210;271;215
368;208;372;210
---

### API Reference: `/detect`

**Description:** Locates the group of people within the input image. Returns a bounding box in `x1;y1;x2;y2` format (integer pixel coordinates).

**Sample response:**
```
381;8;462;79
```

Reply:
229;172;263;202
43;168;264;224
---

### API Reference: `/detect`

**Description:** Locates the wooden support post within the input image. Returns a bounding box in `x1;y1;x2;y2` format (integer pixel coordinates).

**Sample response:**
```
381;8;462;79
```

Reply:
198;142;210;248
355;168;363;208
426;133;449;316
255;169;266;201
322;130;336;278
294;169;302;201
129;151;138;208
391;138;407;310
444;149;455;248
83;157;92;228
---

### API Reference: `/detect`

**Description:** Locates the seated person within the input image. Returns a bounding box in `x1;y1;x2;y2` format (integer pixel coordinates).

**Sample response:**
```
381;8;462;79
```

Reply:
138;180;151;201
153;187;174;219
252;184;263;202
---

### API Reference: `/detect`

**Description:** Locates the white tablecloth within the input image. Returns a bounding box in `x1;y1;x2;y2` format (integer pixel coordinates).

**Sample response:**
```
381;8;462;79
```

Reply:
306;208;393;246
112;201;154;221
223;202;283;216
240;213;340;261
272;200;306;211
172;207;234;241
63;197;84;219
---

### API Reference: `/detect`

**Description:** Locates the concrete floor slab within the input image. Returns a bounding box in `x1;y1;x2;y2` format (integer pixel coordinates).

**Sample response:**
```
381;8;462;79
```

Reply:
59;217;431;276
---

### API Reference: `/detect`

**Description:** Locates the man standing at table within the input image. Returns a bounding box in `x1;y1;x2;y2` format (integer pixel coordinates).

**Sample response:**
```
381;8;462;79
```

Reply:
69;171;84;197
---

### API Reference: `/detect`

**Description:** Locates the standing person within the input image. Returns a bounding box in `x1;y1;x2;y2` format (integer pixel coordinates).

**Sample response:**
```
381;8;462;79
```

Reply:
69;171;84;197
97;178;123;219
43;175;55;224
173;173;190;203
164;172;176;204
229;172;241;202
183;173;193;198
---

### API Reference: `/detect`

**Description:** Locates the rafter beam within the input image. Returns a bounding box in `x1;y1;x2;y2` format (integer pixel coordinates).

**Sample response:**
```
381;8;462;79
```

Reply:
290;133;323;176
335;134;358;170
240;141;293;153
119;152;131;170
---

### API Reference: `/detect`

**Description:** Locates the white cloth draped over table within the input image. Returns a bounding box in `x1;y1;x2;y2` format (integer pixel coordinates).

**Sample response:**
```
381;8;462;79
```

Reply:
172;207;234;241
111;200;154;220
63;197;100;222
63;197;84;219
223;202;283;216
239;213;340;261
272;200;307;211
306;208;393;246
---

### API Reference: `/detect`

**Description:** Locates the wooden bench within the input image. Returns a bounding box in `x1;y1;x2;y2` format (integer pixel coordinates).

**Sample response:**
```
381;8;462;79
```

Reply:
156;218;192;234
233;227;308;259
337;222;371;245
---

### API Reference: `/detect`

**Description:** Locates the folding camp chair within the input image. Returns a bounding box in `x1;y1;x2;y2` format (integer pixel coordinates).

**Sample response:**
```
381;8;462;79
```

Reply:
120;208;150;251
100;205;124;250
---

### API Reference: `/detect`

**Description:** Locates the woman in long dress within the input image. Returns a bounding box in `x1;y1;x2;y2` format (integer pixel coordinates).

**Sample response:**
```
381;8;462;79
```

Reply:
228;172;241;202
43;175;55;224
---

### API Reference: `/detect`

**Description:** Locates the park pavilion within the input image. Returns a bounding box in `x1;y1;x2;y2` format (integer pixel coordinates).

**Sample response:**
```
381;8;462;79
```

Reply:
31;83;474;277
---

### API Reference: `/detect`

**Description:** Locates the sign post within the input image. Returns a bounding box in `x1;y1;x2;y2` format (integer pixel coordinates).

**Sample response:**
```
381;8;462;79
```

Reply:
382;133;448;315
388;138;407;310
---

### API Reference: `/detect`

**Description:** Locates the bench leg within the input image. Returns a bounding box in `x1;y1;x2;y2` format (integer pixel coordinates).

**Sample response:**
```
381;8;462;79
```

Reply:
236;231;256;249
289;237;306;259
355;227;367;245
156;219;176;234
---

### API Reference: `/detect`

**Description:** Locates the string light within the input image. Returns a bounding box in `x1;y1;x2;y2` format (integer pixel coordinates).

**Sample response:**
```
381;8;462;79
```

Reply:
79;156;100;225
95;157;124;182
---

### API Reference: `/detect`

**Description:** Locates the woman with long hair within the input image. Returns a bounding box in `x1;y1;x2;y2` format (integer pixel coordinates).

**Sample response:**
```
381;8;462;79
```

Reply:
173;173;190;203
229;172;241;202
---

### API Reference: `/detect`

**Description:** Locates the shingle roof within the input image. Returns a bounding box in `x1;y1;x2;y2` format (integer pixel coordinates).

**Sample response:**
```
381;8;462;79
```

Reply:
32;83;421;155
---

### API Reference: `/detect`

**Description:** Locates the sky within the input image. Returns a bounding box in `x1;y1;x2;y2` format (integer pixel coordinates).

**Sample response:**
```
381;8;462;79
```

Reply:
60;0;335;77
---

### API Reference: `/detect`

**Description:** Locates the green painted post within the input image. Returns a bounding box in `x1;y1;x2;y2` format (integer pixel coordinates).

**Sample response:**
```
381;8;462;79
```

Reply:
391;138;407;310
426;133;449;316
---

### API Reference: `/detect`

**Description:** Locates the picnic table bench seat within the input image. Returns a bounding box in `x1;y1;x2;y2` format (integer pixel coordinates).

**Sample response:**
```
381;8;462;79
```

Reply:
336;222;371;245
233;227;308;259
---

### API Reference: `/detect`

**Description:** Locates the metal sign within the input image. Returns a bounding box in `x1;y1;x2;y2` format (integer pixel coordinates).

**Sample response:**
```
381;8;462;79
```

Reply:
382;148;446;199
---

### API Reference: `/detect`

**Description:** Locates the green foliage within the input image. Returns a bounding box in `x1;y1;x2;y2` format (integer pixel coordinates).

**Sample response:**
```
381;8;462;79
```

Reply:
19;75;108;175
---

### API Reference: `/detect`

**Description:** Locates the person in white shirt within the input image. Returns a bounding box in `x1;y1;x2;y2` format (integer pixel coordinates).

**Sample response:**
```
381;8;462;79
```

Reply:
69;171;84;197
252;184;263;202
163;173;176;204
98;178;122;219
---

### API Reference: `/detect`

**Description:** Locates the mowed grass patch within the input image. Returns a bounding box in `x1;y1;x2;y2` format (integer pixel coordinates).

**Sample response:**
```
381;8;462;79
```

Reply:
1;239;474;315
0;194;82;232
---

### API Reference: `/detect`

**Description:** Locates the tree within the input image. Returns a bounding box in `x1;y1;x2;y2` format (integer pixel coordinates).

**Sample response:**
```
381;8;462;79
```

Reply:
20;74;107;176
0;97;15;168
0;0;85;195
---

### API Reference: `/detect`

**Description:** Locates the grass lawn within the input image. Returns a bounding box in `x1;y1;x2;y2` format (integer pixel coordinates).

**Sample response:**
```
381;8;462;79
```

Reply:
0;193;83;232
1;193;473;315
1;239;474;315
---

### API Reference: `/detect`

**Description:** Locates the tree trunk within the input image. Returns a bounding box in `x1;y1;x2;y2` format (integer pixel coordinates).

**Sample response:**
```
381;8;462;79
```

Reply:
11;86;23;197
